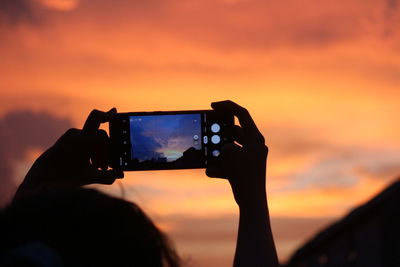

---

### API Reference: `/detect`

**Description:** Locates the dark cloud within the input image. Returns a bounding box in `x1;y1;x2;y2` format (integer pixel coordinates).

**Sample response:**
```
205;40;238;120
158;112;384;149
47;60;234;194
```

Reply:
130;124;162;161
383;0;400;37
0;109;72;207
171;114;201;139
0;92;80;112
386;0;398;12
0;0;35;25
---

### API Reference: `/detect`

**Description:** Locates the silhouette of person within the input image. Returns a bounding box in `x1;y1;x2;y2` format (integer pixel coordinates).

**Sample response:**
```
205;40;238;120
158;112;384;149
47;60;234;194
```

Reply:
0;101;278;267
1;188;180;267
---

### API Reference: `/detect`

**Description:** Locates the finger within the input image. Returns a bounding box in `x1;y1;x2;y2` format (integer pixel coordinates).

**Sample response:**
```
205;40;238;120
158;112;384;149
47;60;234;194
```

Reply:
211;100;263;142
56;128;81;145
219;143;242;179
227;125;244;145
90;129;110;171
205;166;220;178
53;128;89;161
84;168;124;185
82;108;117;135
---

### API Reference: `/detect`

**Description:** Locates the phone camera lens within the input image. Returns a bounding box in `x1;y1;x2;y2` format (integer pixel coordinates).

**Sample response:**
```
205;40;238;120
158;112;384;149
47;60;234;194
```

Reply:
193;135;199;140
211;123;220;133
211;135;220;144
212;150;220;157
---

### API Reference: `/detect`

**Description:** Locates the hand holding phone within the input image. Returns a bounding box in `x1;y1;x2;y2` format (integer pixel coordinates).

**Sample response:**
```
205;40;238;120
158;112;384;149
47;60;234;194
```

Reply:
207;101;268;206
16;109;124;198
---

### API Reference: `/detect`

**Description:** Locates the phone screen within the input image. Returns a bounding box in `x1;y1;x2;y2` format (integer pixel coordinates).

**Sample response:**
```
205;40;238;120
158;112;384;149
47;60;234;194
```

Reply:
129;114;202;164
109;110;233;171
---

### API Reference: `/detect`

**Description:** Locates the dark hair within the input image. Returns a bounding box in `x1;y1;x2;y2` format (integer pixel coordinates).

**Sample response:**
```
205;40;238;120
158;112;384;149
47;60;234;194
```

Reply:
0;188;180;267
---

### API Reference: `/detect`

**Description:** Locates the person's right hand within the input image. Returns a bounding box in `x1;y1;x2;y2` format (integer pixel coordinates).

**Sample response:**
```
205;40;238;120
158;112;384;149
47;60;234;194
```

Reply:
206;100;268;208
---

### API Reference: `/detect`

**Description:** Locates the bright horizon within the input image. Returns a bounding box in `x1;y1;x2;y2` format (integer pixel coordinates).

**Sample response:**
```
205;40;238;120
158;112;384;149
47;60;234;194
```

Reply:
1;0;400;265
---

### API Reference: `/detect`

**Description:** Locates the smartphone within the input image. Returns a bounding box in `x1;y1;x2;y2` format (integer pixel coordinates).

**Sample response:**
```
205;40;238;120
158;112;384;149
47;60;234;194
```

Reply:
109;110;234;171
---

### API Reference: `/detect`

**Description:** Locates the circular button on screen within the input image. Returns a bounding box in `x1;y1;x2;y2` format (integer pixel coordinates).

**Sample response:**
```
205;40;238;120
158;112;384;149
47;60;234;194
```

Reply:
212;150;220;157
211;123;220;133
211;135;221;144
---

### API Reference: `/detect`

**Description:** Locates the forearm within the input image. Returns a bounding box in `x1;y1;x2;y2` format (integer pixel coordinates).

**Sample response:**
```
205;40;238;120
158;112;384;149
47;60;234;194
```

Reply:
234;195;279;267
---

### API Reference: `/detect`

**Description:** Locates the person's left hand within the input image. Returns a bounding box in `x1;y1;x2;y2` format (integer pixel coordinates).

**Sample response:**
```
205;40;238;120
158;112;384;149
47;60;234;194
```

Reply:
17;108;123;194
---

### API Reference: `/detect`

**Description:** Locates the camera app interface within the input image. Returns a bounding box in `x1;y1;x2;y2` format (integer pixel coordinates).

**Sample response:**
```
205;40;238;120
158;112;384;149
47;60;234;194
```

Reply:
129;114;202;167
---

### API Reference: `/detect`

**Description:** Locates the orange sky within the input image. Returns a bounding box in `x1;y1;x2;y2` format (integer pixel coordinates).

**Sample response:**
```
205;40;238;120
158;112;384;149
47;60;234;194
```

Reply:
1;0;400;264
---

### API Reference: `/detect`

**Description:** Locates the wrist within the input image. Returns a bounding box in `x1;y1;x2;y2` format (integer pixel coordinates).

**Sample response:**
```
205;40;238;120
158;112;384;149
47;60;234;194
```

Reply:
238;192;268;211
238;197;271;230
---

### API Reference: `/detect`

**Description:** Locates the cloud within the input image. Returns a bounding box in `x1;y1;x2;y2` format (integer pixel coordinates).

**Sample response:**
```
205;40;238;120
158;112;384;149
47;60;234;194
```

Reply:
0;0;82;26
0;0;35;25
275;146;400;191
383;0;400;37
69;0;368;50
0;92;83;113
3;0;391;51
266;125;329;158
130;124;162;161
0;109;72;207
385;0;399;15
2;0;399;91
154;213;335;263
354;154;400;180
263;123;400;191
2;0;399;54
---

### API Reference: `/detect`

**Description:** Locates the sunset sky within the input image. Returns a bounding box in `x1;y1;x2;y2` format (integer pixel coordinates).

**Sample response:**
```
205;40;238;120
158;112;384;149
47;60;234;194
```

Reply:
1;0;400;265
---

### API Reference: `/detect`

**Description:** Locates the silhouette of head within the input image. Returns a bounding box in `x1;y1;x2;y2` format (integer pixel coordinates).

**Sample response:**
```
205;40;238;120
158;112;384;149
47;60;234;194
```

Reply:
0;188;180;267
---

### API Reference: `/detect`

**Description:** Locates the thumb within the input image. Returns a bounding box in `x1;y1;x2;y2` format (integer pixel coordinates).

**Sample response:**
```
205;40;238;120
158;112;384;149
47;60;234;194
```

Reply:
82;168;124;186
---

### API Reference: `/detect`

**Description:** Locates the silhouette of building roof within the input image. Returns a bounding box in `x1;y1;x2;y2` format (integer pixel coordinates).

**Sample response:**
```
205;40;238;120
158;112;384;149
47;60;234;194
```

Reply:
285;178;400;267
